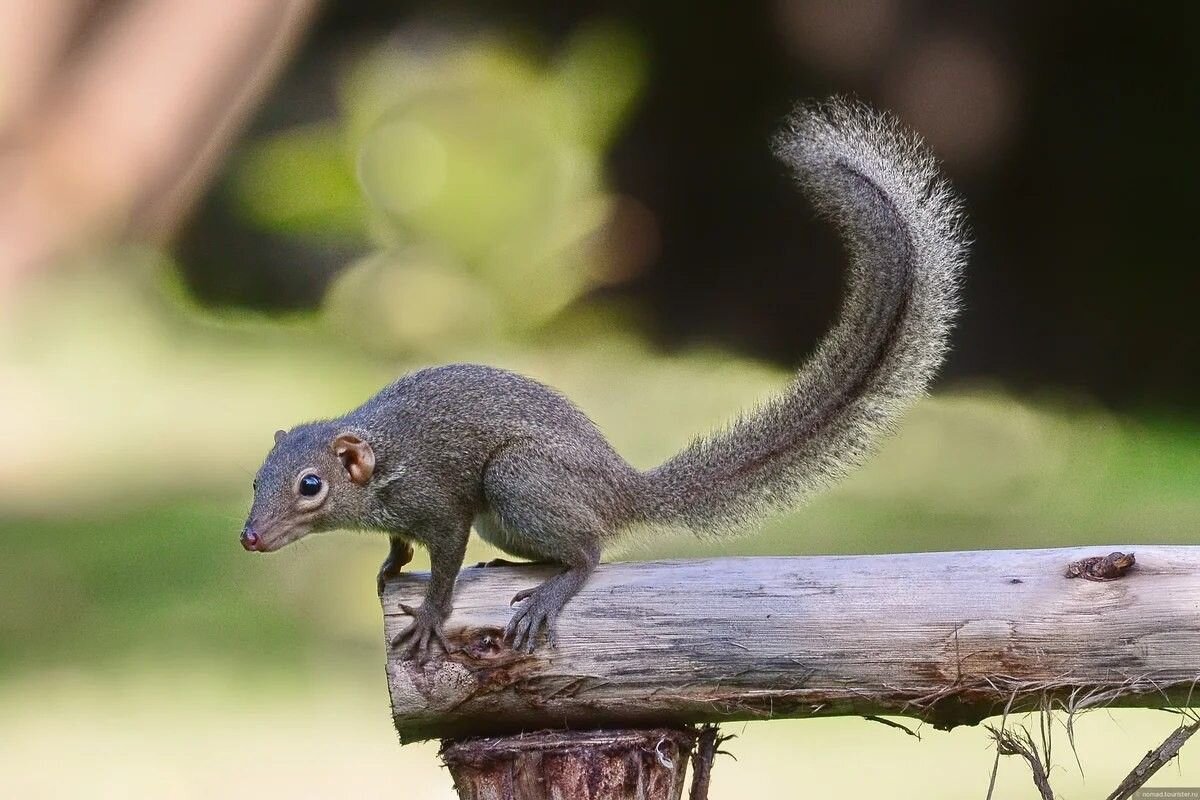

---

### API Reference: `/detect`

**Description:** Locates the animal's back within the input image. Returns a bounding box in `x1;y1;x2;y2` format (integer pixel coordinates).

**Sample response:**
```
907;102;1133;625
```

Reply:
365;364;610;439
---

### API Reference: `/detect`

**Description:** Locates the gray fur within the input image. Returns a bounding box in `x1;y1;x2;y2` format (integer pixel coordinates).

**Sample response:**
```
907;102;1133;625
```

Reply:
644;98;966;533
243;98;968;657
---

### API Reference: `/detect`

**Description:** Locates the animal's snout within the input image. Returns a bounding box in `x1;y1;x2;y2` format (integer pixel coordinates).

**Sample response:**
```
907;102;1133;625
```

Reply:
240;525;261;551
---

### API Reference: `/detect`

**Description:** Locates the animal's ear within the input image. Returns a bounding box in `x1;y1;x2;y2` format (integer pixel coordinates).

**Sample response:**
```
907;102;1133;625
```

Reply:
274;429;287;445
332;433;375;485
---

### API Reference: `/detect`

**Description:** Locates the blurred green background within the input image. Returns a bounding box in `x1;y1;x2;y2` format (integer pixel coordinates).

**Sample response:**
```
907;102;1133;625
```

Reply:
0;3;1197;798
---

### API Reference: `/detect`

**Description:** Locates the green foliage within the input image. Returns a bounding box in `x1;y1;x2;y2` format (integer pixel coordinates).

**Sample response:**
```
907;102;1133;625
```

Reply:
231;123;367;240
227;23;647;352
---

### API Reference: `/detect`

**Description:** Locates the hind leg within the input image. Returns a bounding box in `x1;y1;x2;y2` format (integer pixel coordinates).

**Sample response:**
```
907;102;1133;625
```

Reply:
483;447;606;651
503;539;598;651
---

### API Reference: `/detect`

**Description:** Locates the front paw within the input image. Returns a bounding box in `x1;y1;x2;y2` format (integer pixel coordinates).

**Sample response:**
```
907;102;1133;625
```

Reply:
376;559;404;596
390;603;451;662
377;540;415;595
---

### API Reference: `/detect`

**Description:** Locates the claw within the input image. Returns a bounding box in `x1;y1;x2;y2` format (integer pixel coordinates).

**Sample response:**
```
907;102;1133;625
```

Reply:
510;587;535;606
503;597;553;652
520;624;537;652
503;607;522;644
433;626;449;653
390;603;450;662
376;566;393;596
377;541;415;595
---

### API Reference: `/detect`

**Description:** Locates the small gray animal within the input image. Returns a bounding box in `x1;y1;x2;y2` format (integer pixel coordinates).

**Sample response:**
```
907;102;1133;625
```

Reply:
242;97;968;660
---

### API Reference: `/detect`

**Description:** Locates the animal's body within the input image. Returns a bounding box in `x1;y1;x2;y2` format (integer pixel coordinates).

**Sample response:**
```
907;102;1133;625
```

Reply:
242;98;968;658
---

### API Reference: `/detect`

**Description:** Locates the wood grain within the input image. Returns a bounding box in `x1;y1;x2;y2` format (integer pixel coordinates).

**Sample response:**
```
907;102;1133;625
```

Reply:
382;545;1200;743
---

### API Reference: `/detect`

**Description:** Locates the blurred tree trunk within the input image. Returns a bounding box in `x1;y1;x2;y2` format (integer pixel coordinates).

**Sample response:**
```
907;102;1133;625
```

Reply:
0;0;318;292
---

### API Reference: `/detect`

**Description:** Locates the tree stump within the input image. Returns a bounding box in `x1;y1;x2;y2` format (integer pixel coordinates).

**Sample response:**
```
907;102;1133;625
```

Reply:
441;728;697;800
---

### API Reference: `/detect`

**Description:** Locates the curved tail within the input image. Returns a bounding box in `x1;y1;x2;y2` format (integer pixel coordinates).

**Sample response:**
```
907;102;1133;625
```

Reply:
641;98;967;535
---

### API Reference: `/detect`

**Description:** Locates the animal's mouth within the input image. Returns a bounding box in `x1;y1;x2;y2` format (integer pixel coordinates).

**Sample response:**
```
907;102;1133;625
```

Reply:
241;521;308;553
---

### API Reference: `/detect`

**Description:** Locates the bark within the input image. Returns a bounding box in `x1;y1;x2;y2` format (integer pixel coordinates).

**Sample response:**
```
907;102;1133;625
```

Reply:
441;728;696;800
381;545;1200;743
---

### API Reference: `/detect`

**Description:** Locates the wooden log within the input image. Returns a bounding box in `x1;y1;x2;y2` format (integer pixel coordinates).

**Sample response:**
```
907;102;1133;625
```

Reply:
382;545;1200;743
441;728;697;800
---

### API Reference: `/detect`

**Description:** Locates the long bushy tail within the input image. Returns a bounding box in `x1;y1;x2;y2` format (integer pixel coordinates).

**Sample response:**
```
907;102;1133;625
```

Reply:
641;98;967;535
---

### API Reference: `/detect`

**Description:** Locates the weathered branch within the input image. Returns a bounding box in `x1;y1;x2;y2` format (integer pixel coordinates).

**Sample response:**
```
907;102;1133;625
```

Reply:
987;711;1056;800
381;545;1200;743
1107;717;1200;800
687;725;730;800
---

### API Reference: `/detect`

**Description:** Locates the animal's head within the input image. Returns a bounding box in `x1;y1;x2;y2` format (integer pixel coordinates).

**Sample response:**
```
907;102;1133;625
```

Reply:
241;424;376;553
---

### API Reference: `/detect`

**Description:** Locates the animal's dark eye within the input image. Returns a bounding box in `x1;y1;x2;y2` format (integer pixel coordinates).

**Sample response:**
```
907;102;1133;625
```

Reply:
298;474;322;497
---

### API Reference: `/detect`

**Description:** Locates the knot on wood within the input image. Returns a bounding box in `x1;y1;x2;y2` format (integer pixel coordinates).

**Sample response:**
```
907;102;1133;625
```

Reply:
388;626;544;720
1064;551;1136;581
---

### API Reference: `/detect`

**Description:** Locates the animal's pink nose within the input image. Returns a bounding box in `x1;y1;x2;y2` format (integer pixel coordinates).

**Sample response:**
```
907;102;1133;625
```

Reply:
240;526;260;551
